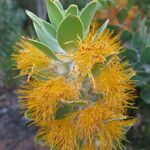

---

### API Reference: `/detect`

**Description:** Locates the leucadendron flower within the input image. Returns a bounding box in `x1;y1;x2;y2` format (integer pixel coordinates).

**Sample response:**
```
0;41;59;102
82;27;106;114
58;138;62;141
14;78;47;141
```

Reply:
13;0;137;149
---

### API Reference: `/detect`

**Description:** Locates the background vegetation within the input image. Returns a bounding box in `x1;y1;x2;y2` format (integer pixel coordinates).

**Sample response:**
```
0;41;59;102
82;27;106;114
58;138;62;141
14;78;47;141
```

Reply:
0;0;149;149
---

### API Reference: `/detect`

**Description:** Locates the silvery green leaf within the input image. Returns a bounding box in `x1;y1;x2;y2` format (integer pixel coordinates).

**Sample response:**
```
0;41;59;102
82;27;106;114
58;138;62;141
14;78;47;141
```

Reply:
45;0;64;29
65;5;79;16
26;10;57;38
42;20;57;38
80;1;97;37
54;0;64;12
94;19;109;39
33;22;64;53
57;14;83;51
24;38;59;60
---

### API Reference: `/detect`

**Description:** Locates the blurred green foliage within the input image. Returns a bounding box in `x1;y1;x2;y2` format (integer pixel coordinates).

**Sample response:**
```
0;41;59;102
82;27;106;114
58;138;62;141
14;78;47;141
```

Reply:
118;3;150;105
122;17;150;104
98;0;119;8
136;0;150;22
0;0;25;88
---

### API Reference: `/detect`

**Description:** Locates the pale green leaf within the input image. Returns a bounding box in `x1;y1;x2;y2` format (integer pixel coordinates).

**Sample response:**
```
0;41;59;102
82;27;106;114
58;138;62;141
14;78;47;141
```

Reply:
80;1;97;36
26;10;41;25
24;38;58;60
54;0;64;12
65;5;79;16
57;14;83;51
95;19;109;39
42;20;57;38
26;10;57;38
33;22;64;52
46;0;64;29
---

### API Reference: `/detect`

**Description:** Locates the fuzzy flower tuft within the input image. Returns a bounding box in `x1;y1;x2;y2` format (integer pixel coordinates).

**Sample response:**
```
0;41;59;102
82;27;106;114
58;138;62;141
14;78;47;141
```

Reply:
73;30;122;78
14;29;137;150
12;40;51;80
19;77;79;125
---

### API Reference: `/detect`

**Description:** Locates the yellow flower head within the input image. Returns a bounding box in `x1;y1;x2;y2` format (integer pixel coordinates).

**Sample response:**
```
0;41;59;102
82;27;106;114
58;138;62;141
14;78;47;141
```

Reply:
95;57;136;112
19;77;79;125
12;39;51;79
73;30;122;79
13;29;138;149
13;0;138;144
